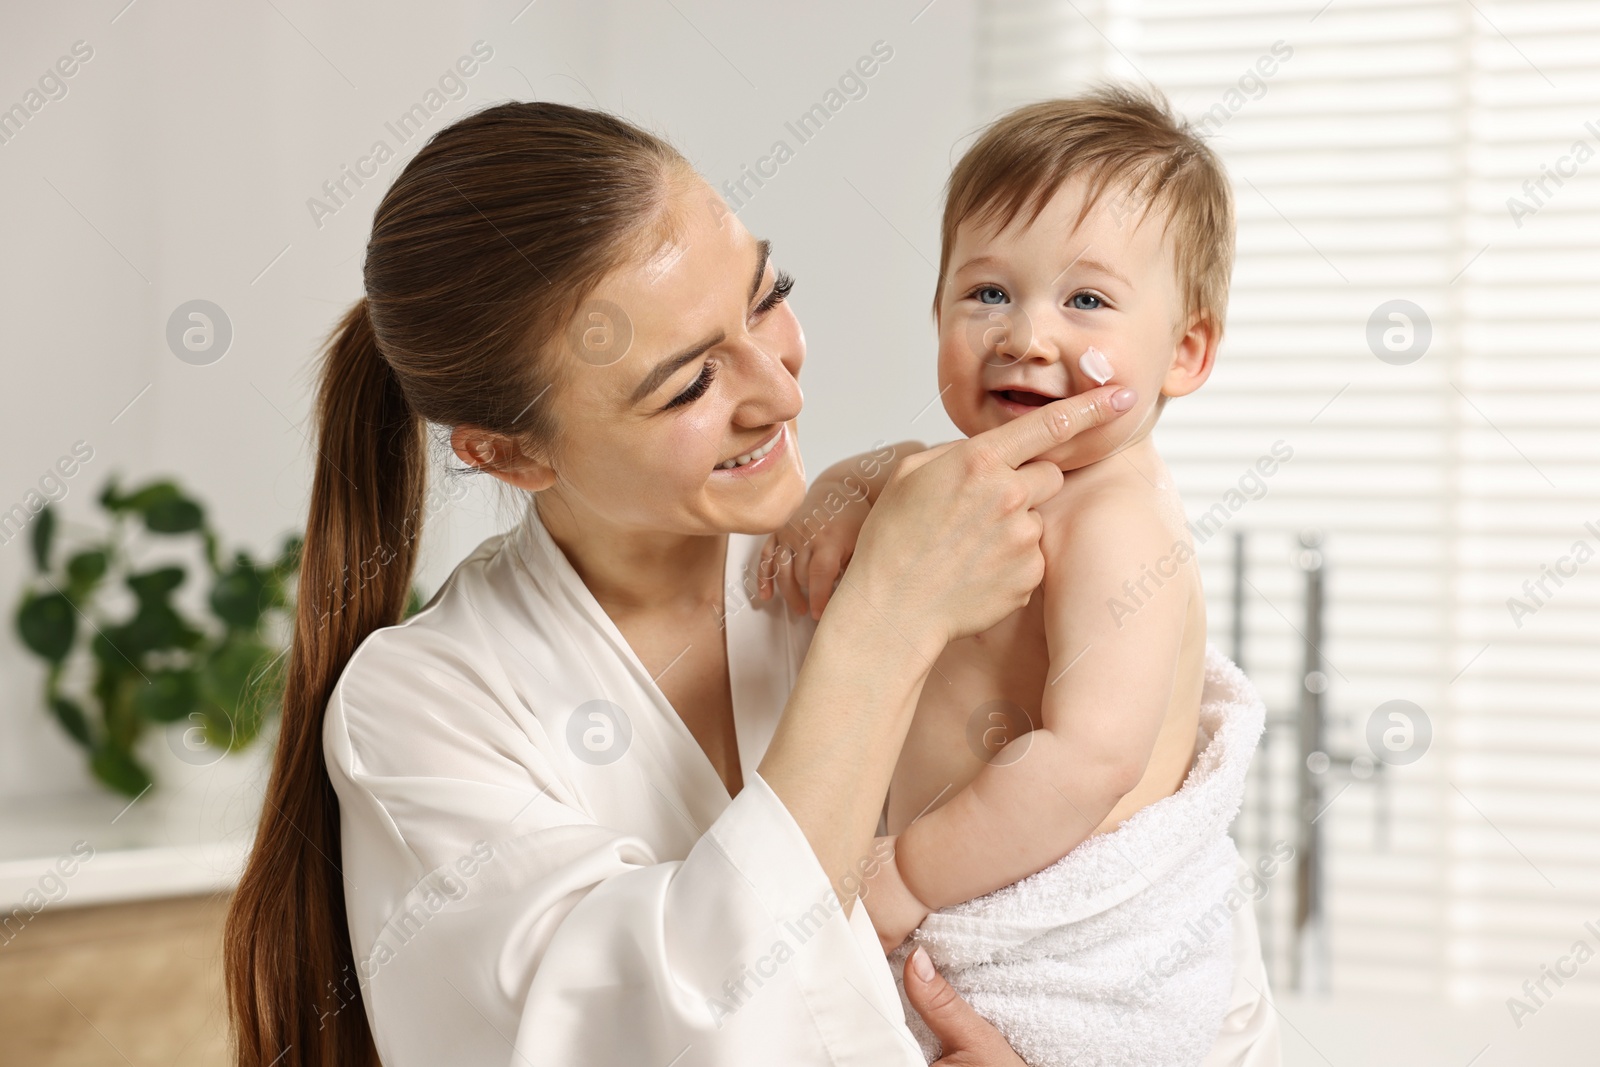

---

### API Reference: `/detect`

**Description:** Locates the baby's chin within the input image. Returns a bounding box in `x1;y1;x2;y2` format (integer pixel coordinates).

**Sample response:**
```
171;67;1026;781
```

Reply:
947;398;1119;472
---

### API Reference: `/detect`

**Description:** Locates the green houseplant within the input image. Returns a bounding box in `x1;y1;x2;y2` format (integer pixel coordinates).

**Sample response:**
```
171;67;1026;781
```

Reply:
13;477;302;797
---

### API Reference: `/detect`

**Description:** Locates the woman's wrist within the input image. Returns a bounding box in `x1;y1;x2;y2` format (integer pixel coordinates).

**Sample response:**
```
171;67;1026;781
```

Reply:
818;564;947;673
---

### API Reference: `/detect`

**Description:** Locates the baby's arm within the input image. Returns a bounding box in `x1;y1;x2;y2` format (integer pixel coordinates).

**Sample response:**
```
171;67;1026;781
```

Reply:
891;490;1192;917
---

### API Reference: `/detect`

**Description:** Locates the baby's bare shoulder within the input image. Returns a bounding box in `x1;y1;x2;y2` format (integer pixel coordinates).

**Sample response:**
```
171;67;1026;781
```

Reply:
1037;477;1200;646
1039;476;1186;565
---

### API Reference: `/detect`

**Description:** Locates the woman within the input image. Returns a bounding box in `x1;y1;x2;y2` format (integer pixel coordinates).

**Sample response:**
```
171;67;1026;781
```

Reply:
218;102;1237;1066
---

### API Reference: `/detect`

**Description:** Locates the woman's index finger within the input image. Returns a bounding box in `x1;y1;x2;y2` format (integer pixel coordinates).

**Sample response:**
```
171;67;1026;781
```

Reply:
968;385;1132;470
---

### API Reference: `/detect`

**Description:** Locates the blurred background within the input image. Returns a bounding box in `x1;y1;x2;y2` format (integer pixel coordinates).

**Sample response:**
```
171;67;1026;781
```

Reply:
1;0;1595;1063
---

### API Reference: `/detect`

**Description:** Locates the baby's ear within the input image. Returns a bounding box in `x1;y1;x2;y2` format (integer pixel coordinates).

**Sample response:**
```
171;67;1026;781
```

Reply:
1162;310;1221;399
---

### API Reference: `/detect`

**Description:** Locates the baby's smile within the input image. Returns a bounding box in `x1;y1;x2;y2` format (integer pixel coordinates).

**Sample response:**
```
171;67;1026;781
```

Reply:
986;347;1119;417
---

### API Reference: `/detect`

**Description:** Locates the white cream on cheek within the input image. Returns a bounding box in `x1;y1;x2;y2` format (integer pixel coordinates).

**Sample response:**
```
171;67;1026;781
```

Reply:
1079;345;1114;384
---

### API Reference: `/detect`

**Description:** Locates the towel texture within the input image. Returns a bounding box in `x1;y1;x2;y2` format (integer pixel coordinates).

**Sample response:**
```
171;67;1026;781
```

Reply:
890;645;1267;1067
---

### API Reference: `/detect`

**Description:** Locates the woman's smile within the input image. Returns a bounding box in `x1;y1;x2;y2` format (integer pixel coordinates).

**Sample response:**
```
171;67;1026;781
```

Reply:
711;421;791;477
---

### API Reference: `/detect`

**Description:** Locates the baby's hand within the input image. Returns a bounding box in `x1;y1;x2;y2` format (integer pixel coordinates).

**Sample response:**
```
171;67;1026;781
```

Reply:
861;836;931;954
759;474;873;620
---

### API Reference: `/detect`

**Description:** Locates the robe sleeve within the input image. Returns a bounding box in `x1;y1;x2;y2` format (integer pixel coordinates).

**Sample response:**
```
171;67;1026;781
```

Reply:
323;642;922;1067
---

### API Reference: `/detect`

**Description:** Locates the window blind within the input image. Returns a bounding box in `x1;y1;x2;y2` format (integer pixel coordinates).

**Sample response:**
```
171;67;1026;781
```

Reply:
977;0;1600;1004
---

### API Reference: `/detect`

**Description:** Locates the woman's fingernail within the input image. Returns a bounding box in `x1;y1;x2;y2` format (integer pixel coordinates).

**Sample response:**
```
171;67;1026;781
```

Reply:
1110;387;1137;411
1079;346;1113;385
911;946;935;981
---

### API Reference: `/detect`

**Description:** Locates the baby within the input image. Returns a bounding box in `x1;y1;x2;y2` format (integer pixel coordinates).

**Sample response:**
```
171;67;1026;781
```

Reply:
761;87;1259;1065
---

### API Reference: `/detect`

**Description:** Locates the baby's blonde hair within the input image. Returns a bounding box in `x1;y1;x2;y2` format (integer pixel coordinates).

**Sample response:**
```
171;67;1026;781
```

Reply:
935;85;1236;340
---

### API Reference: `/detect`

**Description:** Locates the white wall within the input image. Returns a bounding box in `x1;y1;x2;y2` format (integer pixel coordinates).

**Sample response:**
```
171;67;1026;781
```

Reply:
0;0;975;798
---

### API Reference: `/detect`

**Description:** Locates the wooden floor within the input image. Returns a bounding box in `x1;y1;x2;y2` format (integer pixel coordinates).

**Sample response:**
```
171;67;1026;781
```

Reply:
0;893;232;1066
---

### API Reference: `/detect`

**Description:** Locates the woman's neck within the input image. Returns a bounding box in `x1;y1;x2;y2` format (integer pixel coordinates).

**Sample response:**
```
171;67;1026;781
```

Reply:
533;493;728;616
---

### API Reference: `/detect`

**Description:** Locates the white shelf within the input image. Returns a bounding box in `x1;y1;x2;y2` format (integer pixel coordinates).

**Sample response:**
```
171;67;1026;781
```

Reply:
0;743;268;911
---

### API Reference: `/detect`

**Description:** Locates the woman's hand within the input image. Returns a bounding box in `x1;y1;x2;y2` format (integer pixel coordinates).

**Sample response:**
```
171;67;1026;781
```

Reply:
903;947;1028;1066
843;386;1136;657
860;836;930;953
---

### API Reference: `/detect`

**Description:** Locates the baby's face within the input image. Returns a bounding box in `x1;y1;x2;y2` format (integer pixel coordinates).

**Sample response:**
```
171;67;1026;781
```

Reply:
935;173;1211;469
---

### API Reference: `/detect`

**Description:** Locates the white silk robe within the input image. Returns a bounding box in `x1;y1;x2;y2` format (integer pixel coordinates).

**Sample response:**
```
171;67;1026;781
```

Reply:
323;502;1281;1066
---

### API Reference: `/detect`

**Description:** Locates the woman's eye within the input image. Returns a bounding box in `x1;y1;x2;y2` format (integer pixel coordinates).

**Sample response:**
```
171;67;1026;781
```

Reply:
754;270;794;315
976;287;1007;305
1069;291;1103;310
664;361;717;410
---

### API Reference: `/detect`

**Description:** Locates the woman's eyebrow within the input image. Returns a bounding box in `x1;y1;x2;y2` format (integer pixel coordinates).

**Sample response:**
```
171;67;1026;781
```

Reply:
631;333;723;404
628;238;773;405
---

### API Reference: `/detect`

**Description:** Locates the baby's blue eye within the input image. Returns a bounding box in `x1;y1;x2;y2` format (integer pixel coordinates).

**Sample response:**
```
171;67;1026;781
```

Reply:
977;287;1007;305
1069;292;1103;310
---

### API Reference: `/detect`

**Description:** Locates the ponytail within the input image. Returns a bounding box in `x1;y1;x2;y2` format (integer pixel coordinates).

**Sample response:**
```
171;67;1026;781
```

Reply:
223;298;423;1067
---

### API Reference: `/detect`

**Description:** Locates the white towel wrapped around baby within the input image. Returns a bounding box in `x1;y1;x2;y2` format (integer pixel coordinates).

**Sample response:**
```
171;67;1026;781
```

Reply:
889;645;1267;1067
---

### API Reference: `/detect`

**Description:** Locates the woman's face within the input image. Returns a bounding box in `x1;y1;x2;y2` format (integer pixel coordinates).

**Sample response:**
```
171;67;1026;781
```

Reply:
521;171;808;538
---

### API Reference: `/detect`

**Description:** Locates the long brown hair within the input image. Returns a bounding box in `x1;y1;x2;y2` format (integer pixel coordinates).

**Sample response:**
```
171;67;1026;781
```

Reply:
223;102;687;1067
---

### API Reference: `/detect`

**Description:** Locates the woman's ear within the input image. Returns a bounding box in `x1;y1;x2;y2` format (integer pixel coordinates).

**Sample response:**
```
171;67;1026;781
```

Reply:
450;425;558;492
1161;310;1221;400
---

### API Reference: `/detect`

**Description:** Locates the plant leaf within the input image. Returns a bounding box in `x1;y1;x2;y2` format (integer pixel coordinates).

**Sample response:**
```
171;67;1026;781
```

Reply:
196;704;241;753
132;669;201;724
90;744;152;797
50;696;93;749
111;602;202;657
126;567;186;602
144;497;204;534
31;505;55;572
92;632;137;672
121;481;181;511
211;557;270;629
17;592;76;662
65;549;109;597
203;633;271;716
